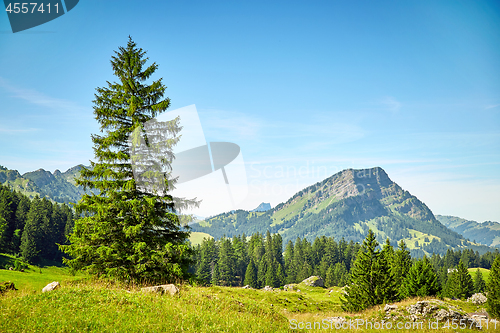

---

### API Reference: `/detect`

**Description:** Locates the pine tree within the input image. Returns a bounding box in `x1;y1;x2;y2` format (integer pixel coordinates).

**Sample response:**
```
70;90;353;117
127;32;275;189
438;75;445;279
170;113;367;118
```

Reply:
19;197;44;264
402;256;439;298
447;260;474;300
60;38;194;284
218;237;236;286
486;255;500;319
341;230;379;312
243;258;258;288
325;265;335;287
211;262;220;286
473;268;486;294
392;239;412;300
376;238;397;302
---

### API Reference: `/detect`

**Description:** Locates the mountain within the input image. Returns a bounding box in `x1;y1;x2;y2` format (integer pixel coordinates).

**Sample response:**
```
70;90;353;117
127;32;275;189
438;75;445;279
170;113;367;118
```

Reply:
0;164;89;204
251;202;271;212
436;215;500;248
191;167;493;256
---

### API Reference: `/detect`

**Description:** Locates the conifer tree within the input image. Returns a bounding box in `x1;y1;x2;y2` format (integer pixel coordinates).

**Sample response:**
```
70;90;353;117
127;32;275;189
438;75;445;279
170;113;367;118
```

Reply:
325;265;335;287
402;256;439;298
243;258;258;288
454;260;475;299
392;239;412;300
473;268;486;294
341;230;379;312
60;38;193;284
218;237;236;286
211;262;220;286
486;255;500;319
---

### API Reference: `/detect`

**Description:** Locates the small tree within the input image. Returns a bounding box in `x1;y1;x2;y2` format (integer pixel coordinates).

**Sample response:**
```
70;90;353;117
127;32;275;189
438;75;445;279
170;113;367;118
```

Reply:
402;256;439;298
473;268;486;294
447;260;474;300
486;255;500;319
243;258;258;288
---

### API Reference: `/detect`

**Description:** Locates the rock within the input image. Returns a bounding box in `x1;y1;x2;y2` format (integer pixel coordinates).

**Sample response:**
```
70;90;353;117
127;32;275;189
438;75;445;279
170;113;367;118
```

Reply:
42;281;60;293
8;267;13;271
284;284;294;291
384;304;398;312
262;285;274;291
242;285;251;289
468;293;487;304
301;276;324;287
141;284;179;295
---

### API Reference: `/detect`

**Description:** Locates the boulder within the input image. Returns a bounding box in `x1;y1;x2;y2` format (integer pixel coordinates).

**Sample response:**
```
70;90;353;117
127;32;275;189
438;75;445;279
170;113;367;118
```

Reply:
467;293;487;304
301;276;324;287
242;285;251;289
284;284;294;291
42;281;60;293
141;284;179;295
384;304;398;312
262;285;274;291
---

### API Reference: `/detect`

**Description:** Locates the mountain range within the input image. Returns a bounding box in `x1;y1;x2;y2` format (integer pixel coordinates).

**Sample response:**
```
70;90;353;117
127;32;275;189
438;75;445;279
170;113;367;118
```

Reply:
436;215;500;248
1;164;498;256
191;167;493;256
0;164;88;204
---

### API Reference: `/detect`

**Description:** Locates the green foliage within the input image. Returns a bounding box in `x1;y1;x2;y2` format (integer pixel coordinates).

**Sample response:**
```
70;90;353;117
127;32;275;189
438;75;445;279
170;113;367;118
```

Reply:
392;239;412;300
473;268;486;293
341;230;392;312
446;260;475;300
487;255;500;319
243;258;258;288
402;256;439;298
60;38;192;285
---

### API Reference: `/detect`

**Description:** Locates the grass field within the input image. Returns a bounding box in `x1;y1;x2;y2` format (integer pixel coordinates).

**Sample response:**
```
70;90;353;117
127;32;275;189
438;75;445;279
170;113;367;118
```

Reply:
189;231;213;246
468;267;490;282
1;257;498;332
0;254;86;292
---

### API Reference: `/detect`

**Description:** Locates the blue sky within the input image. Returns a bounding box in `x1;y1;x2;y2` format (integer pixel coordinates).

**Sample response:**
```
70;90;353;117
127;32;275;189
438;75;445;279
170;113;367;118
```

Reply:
0;0;499;221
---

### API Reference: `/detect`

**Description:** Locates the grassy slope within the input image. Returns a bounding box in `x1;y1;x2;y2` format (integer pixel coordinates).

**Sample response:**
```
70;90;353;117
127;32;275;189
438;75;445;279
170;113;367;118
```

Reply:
189;232;214;246
1;263;499;333
468;267;490;283
0;254;85;292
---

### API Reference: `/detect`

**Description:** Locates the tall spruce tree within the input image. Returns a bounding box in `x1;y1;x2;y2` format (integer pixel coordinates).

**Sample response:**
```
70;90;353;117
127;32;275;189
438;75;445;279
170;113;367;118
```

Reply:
60;38;193;284
486;255;500;319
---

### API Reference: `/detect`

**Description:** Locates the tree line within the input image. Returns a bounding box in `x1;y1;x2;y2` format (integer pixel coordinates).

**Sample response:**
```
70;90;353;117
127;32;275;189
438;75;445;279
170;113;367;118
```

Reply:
193;230;360;288
0;183;74;264
191;230;499;292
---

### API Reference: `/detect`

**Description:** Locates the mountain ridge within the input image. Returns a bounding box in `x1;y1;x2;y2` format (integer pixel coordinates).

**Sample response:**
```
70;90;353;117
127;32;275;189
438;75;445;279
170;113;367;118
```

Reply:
191;167;493;256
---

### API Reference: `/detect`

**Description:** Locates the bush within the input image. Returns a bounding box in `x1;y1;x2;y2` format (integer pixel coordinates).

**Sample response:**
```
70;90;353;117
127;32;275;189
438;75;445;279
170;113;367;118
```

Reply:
13;260;28;271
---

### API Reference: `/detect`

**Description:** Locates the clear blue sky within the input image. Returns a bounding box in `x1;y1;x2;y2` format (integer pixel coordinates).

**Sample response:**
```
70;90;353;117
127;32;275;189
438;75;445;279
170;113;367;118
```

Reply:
1;0;499;221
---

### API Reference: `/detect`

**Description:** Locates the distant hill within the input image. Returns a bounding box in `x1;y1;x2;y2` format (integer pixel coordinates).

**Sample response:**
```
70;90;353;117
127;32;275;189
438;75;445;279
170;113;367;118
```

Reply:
191;167;493;256
436;215;500;248
0;164;90;204
251;202;271;212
